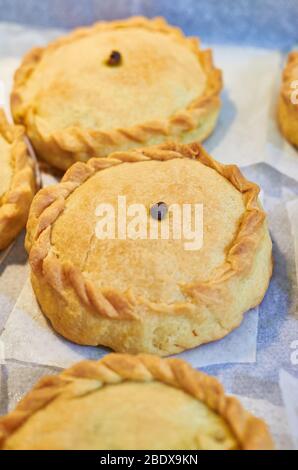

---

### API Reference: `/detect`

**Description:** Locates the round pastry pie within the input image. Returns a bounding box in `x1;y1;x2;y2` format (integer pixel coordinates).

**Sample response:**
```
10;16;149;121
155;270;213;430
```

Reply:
0;354;274;450
11;16;222;171
278;51;298;147
0;109;36;250
25;142;272;355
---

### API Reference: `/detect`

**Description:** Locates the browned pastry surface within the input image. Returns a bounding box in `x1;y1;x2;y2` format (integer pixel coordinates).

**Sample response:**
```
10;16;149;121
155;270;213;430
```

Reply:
0;109;36;250
11;16;222;170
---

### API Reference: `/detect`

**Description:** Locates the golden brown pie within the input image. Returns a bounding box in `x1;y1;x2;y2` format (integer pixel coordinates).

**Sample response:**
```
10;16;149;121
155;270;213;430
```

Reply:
11;16;222;171
278;51;298;147
25;142;272;355
0;354;274;450
0;109;36;250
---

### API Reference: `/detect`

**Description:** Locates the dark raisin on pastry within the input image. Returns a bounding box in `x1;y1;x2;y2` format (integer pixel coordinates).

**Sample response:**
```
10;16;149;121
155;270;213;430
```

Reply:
106;50;122;66
150;202;168;221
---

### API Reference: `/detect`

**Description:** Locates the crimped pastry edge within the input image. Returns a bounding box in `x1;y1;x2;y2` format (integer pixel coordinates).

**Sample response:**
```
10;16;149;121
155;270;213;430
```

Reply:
0;354;274;450
11;16;222;170
278;51;298;147
25;141;269;322
0;109;36;250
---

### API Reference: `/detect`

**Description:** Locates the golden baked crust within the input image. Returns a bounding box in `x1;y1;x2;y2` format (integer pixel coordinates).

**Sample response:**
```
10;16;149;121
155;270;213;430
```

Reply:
0;354;274;450
0;109;36;250
25;142;272;355
278;51;298;147
11;16;222;171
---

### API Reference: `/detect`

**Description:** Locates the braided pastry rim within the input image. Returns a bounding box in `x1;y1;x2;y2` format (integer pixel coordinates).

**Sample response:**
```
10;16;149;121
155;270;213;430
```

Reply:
11;16;222;168
280;51;298;109
25;141;268;321
0;108;36;250
278;51;298;147
0;354;274;450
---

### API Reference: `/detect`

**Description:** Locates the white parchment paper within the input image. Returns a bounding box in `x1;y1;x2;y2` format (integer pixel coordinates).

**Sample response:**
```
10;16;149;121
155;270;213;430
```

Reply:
206;46;281;166
0;244;13;265
279;370;298;449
